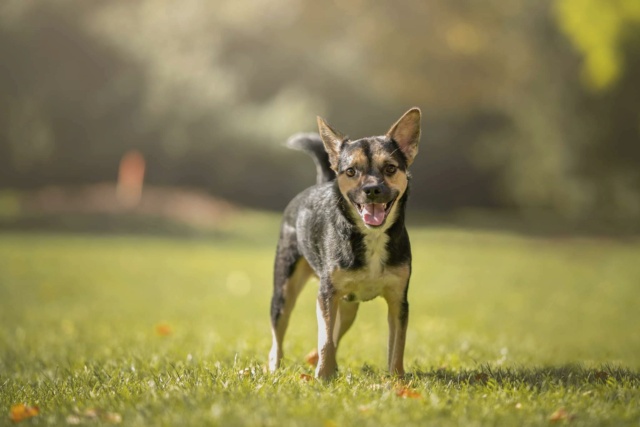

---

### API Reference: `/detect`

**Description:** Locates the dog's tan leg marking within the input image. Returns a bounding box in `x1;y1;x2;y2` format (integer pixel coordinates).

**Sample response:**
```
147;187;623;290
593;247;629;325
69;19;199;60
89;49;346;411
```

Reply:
384;266;410;376
269;258;313;372
315;292;339;379
333;300;359;347
386;299;408;376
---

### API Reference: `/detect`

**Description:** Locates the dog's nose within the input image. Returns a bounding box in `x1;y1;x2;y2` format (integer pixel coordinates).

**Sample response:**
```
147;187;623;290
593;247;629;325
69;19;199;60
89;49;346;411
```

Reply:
363;184;383;197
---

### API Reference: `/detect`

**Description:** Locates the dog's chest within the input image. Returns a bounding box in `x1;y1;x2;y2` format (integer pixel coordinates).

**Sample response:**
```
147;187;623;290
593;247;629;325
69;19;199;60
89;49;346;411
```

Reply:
331;232;405;302
361;232;389;276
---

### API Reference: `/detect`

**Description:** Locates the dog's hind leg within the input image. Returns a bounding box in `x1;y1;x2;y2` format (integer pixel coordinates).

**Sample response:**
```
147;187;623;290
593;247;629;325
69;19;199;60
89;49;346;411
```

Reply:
269;256;312;372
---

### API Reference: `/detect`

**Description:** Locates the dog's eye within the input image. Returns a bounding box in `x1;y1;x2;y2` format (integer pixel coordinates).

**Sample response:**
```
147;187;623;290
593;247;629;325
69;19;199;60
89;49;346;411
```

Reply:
384;165;397;175
345;168;356;177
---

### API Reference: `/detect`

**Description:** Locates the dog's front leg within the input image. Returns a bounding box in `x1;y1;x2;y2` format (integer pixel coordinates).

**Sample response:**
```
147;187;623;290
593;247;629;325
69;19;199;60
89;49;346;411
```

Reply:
315;288;339;379
385;287;409;376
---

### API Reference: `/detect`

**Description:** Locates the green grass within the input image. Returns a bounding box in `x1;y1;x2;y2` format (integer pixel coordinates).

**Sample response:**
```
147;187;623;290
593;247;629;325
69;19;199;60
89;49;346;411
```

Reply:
1;217;639;426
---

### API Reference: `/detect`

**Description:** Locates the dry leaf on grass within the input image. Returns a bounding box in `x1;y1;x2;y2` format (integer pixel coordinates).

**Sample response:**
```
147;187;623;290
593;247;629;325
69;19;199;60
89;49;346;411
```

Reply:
549;407;575;423
83;408;99;420
103;412;123;424
155;323;173;336
299;373;315;382
395;387;422;399
67;408;122;424
66;414;82;425
304;349;319;367
9;404;39;423
358;404;374;413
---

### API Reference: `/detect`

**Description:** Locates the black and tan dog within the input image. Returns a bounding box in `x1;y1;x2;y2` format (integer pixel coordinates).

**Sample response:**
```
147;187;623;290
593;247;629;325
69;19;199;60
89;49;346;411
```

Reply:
269;108;421;378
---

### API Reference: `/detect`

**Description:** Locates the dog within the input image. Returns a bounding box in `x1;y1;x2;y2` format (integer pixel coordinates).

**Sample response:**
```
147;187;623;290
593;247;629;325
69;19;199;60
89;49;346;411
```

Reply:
269;108;421;379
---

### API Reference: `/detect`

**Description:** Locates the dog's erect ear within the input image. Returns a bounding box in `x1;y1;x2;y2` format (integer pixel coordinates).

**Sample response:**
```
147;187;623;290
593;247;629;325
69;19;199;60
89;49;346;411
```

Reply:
317;116;346;171
386;107;421;166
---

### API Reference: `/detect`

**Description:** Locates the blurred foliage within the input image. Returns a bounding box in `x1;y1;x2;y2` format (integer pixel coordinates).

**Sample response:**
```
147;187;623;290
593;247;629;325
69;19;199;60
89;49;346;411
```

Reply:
555;0;640;90
0;0;639;219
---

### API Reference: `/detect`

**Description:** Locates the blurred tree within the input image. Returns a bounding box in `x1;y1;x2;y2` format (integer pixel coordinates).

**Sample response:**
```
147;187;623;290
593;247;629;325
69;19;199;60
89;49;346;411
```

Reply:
554;0;640;218
0;0;638;219
555;0;640;91
0;1;149;187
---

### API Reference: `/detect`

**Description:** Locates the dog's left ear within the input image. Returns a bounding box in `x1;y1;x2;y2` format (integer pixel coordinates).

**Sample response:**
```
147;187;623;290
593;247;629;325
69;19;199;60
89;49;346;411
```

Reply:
317;116;347;172
386;107;421;166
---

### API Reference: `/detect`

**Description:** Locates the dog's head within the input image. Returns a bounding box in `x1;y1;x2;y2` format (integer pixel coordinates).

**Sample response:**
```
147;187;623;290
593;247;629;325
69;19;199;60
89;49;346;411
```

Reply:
317;108;421;229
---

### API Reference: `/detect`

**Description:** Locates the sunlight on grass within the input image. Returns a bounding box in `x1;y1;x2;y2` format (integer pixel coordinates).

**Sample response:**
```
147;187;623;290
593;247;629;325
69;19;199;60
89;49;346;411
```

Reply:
0;223;639;425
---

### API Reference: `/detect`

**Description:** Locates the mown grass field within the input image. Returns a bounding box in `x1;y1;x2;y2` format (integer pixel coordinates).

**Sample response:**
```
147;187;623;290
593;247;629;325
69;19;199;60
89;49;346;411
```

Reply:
1;214;639;426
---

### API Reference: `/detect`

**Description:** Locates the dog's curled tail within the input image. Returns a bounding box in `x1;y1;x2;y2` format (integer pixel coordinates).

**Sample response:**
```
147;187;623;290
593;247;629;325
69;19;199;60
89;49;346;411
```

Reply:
286;133;335;184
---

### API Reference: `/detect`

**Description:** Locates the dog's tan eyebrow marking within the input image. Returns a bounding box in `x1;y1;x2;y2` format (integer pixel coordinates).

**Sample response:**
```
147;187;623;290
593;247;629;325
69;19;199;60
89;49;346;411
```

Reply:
342;149;369;171
371;151;399;168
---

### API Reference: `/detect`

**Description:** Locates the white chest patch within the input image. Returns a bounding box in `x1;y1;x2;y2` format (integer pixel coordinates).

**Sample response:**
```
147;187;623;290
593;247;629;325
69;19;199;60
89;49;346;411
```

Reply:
363;231;389;277
331;230;407;302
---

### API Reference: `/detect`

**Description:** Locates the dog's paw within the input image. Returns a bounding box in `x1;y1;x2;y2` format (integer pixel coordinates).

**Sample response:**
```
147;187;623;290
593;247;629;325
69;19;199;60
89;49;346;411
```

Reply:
268;346;282;372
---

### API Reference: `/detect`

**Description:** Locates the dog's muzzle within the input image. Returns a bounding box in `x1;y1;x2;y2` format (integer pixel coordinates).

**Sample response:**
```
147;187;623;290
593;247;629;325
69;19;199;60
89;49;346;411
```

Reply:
355;200;395;227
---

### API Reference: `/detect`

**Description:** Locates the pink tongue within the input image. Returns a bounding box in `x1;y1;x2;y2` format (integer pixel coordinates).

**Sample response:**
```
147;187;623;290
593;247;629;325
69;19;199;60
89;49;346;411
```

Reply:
361;203;386;226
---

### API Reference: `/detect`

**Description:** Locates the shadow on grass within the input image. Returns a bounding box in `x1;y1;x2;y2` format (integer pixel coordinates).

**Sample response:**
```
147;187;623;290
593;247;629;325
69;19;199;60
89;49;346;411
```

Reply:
407;364;640;387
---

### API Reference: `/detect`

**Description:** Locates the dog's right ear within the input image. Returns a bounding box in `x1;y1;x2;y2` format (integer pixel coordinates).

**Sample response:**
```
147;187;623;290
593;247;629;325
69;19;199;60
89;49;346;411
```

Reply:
317;116;346;172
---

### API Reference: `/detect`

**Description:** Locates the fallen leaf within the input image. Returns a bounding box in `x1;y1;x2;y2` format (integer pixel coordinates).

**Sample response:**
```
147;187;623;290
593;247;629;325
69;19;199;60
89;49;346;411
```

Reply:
155;323;173;336
103;412;123;424
549;408;575;423
299;373;314;382
67;408;122;424
66;414;81;425
395;387;422;399
9;404;39;423
305;349;319;367
83;408;99;420
358;404;374;413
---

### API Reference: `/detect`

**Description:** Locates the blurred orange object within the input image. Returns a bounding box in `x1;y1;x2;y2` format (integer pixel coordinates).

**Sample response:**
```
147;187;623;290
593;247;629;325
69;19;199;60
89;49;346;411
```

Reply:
9;404;39;423
155;323;173;336
116;150;146;208
304;349;319;367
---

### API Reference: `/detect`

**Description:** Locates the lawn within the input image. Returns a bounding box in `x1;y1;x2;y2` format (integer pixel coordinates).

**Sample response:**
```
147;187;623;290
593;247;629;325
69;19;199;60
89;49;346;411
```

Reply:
1;215;639;426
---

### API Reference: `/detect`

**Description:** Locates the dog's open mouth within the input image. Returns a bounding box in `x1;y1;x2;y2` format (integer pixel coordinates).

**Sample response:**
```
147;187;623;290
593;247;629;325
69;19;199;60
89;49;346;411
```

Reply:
355;200;395;227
